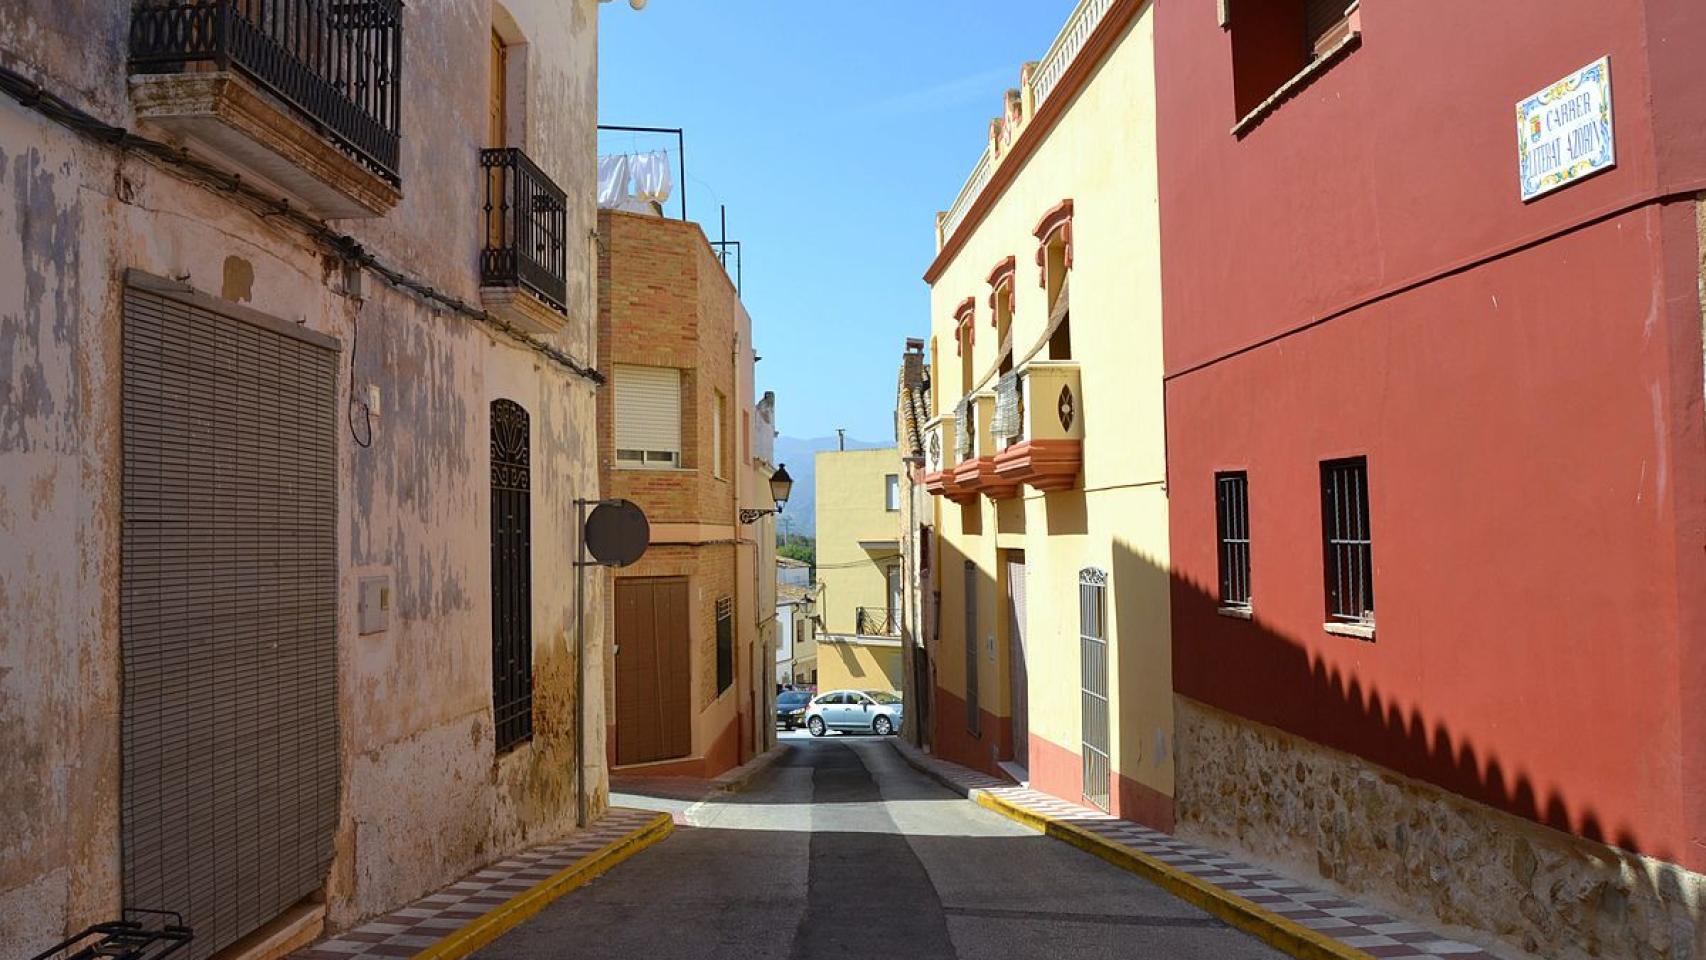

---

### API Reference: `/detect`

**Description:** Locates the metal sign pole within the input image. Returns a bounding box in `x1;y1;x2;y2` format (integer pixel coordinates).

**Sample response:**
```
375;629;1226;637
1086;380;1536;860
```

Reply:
574;497;591;828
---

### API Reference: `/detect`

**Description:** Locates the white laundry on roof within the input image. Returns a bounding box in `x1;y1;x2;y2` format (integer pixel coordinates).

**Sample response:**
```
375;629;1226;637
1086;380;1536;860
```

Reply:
596;150;673;212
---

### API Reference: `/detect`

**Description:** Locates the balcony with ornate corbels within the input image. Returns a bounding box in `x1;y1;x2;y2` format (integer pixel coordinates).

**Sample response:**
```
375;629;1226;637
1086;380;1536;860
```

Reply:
951;392;1022;501
992;359;1083;493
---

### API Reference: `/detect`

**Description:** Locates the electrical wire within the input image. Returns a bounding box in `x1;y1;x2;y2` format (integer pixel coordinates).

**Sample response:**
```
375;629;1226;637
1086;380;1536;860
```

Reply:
347;298;374;448
0;62;604;385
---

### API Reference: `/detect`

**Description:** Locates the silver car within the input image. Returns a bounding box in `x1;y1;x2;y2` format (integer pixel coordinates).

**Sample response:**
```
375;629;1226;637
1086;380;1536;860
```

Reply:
805;689;904;737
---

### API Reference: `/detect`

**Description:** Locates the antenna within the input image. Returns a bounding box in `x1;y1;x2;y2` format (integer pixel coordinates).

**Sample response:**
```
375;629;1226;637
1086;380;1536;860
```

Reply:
836;428;846;452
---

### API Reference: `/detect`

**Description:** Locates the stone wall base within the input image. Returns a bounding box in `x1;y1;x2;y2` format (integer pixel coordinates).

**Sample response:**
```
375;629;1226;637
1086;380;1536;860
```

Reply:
1175;697;1706;960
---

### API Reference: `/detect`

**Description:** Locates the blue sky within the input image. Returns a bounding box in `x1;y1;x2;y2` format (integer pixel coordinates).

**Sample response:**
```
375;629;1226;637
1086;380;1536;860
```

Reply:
598;1;1080;442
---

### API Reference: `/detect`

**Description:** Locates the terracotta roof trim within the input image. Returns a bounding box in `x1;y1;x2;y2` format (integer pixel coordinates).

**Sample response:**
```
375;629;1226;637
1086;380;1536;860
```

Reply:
922;0;1144;285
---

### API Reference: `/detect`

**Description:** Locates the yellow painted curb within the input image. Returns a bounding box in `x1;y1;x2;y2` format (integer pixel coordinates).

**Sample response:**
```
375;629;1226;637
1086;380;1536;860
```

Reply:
970;791;1375;960
412;811;674;960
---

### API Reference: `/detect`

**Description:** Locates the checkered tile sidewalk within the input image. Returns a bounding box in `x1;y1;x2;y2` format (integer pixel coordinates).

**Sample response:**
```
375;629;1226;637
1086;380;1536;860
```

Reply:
897;743;1495;960
290;807;661;960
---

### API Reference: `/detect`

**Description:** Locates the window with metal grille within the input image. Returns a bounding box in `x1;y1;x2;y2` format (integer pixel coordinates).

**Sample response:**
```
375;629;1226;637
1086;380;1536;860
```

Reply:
1321;457;1374;625
716;596;734;694
1079;567;1111;811
491;399;534;752
1216;472;1251;609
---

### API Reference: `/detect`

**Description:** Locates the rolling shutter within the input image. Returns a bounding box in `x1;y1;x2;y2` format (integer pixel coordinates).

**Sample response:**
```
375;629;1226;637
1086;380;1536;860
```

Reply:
120;274;339;959
614;364;681;463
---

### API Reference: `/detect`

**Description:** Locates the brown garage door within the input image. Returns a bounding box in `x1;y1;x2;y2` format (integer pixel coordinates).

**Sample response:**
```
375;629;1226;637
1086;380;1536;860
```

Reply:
614;578;691;765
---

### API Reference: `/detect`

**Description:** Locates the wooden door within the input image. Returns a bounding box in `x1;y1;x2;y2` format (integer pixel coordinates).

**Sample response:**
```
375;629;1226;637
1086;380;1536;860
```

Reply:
614;578;692;766
486;32;508;249
488;31;507;148
1005;552;1028;769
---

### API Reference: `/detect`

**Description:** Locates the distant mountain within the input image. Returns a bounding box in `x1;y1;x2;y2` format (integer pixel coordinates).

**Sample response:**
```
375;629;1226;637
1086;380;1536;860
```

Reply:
773;434;887;538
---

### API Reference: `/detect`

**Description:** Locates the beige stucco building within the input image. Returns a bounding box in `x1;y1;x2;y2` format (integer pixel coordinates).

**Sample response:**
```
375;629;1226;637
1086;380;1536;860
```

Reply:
918;0;1175;826
0;1;607;955
813;447;905;695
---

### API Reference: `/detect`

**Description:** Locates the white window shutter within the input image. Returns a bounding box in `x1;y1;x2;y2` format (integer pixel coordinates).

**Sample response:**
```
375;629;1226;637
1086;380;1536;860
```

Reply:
615;364;681;462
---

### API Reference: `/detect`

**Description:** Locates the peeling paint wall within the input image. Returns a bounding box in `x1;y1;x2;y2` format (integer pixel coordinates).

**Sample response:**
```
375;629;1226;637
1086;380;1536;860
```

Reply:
0;0;604;951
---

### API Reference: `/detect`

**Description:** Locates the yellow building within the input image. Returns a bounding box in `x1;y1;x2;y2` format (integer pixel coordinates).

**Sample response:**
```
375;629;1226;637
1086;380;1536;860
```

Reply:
813;447;906;695
918;0;1174;829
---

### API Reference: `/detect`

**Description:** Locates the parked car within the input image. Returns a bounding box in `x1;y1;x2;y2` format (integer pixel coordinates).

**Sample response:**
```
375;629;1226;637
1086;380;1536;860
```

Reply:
776;690;813;729
804;690;903;737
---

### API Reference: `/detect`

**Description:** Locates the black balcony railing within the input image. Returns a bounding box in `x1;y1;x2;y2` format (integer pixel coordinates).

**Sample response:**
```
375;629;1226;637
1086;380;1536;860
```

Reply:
130;0;403;183
480;148;568;313
856;607;899;638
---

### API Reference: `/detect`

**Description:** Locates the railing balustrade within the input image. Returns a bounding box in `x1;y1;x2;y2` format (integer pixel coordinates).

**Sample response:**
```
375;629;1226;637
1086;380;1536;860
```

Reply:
480;148;569;313
130;0;404;183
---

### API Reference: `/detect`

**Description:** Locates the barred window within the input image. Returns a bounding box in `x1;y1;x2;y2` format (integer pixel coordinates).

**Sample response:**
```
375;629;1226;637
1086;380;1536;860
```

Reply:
1215;472;1251;609
1321;457;1373;625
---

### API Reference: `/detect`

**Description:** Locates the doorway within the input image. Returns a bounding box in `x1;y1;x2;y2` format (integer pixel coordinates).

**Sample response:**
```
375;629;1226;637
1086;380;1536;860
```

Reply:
1004;551;1029;773
614;578;692;765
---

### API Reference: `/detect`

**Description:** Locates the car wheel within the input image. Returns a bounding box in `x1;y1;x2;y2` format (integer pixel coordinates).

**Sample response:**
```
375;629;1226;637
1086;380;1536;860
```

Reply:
872;715;893;737
807;716;826;737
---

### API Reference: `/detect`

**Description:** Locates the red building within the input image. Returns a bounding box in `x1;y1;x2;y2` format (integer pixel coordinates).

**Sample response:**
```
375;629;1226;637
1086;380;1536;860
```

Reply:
1156;2;1706;956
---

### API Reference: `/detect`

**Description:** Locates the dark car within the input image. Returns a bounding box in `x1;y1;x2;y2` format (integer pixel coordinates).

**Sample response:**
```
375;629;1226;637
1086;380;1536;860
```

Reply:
776;690;812;729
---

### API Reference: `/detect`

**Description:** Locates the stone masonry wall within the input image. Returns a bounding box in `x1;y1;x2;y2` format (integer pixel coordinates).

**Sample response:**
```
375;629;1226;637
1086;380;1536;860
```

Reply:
1176;698;1706;960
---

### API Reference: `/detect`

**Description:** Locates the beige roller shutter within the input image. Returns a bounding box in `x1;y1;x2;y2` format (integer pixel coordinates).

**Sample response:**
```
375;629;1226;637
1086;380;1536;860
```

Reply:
614;364;681;465
120;272;339;959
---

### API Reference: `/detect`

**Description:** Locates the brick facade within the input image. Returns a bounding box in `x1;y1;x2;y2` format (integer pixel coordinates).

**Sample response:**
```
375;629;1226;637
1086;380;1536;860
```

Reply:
596;210;752;776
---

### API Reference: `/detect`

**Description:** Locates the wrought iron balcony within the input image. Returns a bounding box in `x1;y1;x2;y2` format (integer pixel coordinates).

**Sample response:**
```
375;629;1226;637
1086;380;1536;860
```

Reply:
855;607;899;639
130;0;403;184
480;148;568;317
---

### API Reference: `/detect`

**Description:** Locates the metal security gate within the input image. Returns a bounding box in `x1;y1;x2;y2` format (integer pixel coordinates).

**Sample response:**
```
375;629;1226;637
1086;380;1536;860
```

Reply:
120;273;339;959
490;399;533;752
1079;567;1111;810
963;561;979;736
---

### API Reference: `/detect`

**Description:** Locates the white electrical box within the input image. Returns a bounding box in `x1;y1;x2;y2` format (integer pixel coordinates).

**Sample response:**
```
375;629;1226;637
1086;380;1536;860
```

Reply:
359;575;391;634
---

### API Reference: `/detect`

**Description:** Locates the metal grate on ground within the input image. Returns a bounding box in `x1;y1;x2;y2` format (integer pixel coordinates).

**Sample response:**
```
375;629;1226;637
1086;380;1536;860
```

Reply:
290;808;661;960
897;743;1496;960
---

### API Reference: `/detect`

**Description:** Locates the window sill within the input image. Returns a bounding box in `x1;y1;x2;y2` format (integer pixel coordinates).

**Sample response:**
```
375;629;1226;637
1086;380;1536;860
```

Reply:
1216;604;1253;621
614;464;695;473
1231;27;1362;138
1324;621;1376;641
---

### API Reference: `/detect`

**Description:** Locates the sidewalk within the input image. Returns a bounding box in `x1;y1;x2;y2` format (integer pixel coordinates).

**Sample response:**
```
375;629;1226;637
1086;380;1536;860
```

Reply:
610;743;791;824
289;807;669;960
891;739;1496;960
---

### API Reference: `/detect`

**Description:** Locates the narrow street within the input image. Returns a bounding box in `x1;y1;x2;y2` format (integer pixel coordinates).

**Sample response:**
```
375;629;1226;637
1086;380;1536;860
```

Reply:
473;735;1283;960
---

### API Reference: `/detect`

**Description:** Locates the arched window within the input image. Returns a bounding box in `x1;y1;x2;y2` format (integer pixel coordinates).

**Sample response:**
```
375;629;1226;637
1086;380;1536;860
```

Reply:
490;398;533;752
987;255;1017;374
1034;200;1074;360
954;297;977;396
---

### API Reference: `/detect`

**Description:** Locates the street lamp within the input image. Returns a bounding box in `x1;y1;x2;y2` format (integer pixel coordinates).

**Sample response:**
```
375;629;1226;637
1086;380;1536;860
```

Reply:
740;464;793;524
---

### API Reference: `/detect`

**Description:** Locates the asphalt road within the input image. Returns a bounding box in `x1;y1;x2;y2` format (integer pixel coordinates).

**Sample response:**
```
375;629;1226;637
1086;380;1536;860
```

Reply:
473;731;1284;960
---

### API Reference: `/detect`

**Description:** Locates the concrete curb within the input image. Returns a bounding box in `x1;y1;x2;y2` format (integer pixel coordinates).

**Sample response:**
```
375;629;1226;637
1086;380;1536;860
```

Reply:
889;741;1374;960
711;742;791;793
410;810;673;960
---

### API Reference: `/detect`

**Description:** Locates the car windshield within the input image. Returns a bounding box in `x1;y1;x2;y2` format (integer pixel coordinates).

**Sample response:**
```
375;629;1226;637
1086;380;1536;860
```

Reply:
865;691;901;705
778;692;810;706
